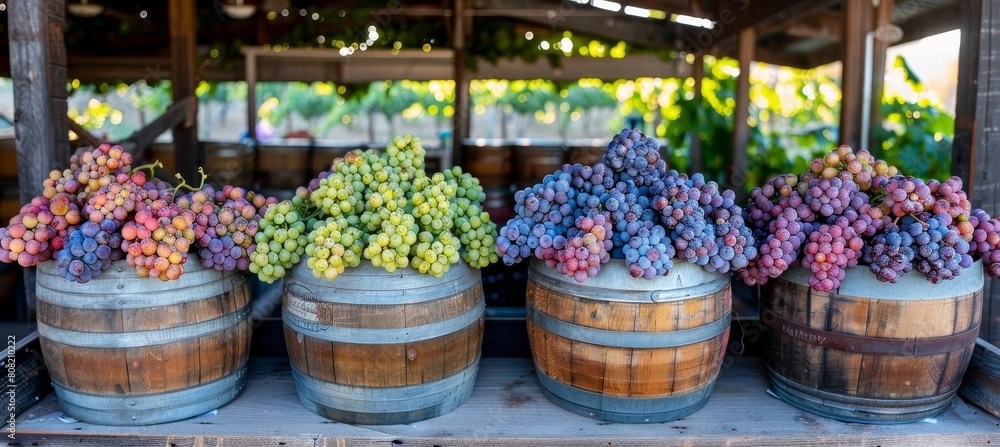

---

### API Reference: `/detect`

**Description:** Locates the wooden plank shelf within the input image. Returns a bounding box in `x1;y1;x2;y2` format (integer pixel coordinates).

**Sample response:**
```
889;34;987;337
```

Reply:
15;357;1000;447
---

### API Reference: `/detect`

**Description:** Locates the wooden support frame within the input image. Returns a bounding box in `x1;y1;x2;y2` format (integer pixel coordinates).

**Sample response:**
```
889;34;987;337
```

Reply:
169;0;201;183
729;27;754;201
690;51;704;173
117;96;195;156
840;0;874;149
9;0;68;321
452;0;468;169
952;0;1000;342
868;0;894;153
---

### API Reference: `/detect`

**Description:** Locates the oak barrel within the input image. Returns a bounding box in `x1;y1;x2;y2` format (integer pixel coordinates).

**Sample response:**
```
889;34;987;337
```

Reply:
149;142;255;188
526;259;731;423
513;144;566;189
36;259;252;425
762;261;984;423
463;142;512;189
283;261;485;425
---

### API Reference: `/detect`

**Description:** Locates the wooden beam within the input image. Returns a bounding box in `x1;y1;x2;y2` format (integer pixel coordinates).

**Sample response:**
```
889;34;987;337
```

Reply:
169;0;201;182
951;0;1000;341
729;27;754;201
690;51;704;173
68;119;102;148
10;0;68;321
117;96;194;156
839;0;873;149
473;0;673;49
452;0;468;169
699;0;832;52
898;4;963;45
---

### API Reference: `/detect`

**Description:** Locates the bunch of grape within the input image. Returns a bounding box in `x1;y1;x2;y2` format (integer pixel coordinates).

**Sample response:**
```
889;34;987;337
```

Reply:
803;144;892;190
804;175;859;218
928;176;974;240
249;200;309;283
411;229;462;276
877;175;934;218
120;203;194;281
736;207;810;285
190;186;271;272
55;220;120;283
621;221;673;278
602;128;667;185
363;210;418;273
861;224;916;283
69;144;135;200
554;212;612;282
0;194;82;267
909;214;974;283
305;217;364;280
496;216;545;266
971;208;1000;277
801;223;863;292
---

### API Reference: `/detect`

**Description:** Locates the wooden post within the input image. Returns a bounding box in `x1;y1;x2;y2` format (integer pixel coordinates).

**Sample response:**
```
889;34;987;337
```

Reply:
730;27;754;200
451;0;469;169
9;0;68;321
840;0;873;149
169;0;201;182
868;0;894;153
690;51;704;174
952;0;982;190
952;0;999;341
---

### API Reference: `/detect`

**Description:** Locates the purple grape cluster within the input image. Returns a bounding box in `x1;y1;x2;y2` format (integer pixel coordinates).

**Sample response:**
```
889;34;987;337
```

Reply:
55;220;120;283
862;224;915;283
497;128;754;283
909;214;974;283
971;209;1000;277
804;174;859;218
801;223;863;292
602;128;667;185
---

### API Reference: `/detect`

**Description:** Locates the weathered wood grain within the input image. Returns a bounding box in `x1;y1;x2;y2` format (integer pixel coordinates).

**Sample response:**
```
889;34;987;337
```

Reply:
10;0;69;319
527;278;729;399
16;357;1000;446
959;338;1000;418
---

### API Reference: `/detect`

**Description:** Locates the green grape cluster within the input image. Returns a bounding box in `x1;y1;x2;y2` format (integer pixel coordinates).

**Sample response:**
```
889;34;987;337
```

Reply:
412;230;462;276
292;135;498;278
249;200;309;283
363;210;418;272
305;217;363;280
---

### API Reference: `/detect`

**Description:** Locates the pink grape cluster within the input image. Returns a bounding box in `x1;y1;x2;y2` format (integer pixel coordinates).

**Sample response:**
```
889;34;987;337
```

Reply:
801;223;863;291
554;212;612;282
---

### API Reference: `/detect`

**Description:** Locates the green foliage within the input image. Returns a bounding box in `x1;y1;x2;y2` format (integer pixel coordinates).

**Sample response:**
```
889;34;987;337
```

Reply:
875;56;954;180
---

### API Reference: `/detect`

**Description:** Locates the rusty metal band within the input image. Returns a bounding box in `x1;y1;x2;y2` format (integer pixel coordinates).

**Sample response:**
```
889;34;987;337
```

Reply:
760;308;979;356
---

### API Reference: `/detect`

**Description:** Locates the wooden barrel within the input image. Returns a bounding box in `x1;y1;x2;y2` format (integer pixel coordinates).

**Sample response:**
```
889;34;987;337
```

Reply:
283;261;485;425
526;259;731;423
762;261;984;423
258;144;308;189
513;145;566;189
463;143;512;189
482;185;513;225
35;259;251;425
148;142;255;188
567;145;606;167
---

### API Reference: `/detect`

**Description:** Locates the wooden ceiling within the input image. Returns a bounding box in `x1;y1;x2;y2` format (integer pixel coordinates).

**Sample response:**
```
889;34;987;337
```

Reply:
0;0;965;81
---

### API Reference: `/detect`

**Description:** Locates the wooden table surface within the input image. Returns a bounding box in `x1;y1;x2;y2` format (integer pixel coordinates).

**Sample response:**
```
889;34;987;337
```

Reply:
14;357;1000;447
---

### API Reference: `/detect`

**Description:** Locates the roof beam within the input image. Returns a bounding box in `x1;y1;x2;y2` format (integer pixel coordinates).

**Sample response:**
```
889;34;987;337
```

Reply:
681;0;833;53
471;0;674;49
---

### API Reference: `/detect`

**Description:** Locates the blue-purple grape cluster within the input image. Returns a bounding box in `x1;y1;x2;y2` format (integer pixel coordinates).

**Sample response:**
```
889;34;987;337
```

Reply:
56;220;120;283
862;224;915;283
909;214;974;283
498;128;755;282
602;128;666;185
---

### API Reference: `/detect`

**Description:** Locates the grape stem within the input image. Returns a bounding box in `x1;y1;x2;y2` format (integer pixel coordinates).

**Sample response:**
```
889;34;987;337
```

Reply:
131;160;163;176
172;168;209;198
